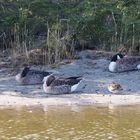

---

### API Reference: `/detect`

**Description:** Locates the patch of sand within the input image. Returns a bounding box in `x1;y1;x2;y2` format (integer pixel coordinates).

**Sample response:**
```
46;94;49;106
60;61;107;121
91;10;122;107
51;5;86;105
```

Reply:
0;50;140;108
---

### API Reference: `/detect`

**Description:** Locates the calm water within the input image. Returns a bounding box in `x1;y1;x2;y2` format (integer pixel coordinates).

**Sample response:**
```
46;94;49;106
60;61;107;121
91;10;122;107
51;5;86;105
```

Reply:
0;105;140;140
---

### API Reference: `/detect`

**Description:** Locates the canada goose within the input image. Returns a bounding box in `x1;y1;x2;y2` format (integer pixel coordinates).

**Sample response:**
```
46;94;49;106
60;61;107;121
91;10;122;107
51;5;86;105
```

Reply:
43;75;82;94
15;67;51;85
108;82;123;94
109;53;140;72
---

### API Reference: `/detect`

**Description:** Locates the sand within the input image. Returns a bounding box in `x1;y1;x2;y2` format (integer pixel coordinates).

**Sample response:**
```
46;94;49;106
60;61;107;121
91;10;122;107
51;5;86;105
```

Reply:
0;50;140;108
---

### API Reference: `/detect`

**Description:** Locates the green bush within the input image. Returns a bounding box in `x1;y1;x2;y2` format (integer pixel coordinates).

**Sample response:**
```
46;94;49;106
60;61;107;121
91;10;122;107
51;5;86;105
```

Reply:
0;0;139;53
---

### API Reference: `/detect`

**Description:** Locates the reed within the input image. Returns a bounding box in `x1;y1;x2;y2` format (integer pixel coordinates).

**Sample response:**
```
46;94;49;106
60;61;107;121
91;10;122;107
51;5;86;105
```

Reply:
4;20;75;67
44;20;75;65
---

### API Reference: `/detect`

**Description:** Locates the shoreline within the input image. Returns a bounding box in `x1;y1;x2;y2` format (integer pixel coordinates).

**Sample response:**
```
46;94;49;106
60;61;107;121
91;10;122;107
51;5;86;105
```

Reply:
0;93;140;108
0;50;140;108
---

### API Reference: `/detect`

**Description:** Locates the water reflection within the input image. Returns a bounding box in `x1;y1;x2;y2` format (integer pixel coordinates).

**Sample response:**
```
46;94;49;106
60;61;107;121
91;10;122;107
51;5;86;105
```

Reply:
0;106;140;140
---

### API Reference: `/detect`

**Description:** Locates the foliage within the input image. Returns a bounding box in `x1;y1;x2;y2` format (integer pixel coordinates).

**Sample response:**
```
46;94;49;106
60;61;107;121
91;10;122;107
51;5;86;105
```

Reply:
0;0;140;64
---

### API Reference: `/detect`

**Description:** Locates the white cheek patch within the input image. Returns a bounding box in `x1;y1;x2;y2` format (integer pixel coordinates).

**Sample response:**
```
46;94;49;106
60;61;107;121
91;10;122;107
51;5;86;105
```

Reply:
117;55;121;60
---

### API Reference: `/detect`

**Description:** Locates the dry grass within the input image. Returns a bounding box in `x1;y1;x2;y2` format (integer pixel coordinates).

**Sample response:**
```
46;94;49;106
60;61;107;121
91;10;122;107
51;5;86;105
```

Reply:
3;22;75;67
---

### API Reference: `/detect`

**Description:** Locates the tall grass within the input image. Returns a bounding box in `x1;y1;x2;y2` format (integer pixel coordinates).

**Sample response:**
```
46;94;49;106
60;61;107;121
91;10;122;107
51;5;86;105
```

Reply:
4;20;75;67
45;20;75;65
8;24;29;66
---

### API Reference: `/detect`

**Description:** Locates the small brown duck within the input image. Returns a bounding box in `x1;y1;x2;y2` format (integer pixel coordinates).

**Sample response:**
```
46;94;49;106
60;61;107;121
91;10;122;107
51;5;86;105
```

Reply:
43;75;82;94
108;82;123;94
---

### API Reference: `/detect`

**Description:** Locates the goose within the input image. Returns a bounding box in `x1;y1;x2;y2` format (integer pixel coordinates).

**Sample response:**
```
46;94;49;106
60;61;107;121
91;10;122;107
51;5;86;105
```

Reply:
108;82;123;94
109;53;140;72
43;75;82;94
15;67;52;85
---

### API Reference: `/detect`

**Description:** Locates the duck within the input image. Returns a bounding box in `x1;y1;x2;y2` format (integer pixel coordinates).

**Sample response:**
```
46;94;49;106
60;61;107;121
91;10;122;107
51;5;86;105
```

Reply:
109;53;140;72
108;82;123;94
43;75;82;94
15;66;52;85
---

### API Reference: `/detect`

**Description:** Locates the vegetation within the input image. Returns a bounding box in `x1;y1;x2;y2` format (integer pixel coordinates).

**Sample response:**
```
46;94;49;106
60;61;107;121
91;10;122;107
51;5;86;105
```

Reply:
0;0;140;65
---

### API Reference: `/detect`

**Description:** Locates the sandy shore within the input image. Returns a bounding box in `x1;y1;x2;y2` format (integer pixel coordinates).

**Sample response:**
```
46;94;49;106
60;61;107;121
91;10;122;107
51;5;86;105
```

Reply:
0;50;140;108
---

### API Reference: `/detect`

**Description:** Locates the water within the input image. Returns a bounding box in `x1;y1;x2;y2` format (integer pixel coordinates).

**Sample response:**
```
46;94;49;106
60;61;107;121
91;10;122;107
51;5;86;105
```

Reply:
0;105;140;140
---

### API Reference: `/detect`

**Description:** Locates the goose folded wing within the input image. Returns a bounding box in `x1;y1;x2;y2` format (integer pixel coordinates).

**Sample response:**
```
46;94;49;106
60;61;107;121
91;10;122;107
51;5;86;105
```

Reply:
28;70;51;76
51;78;81;86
